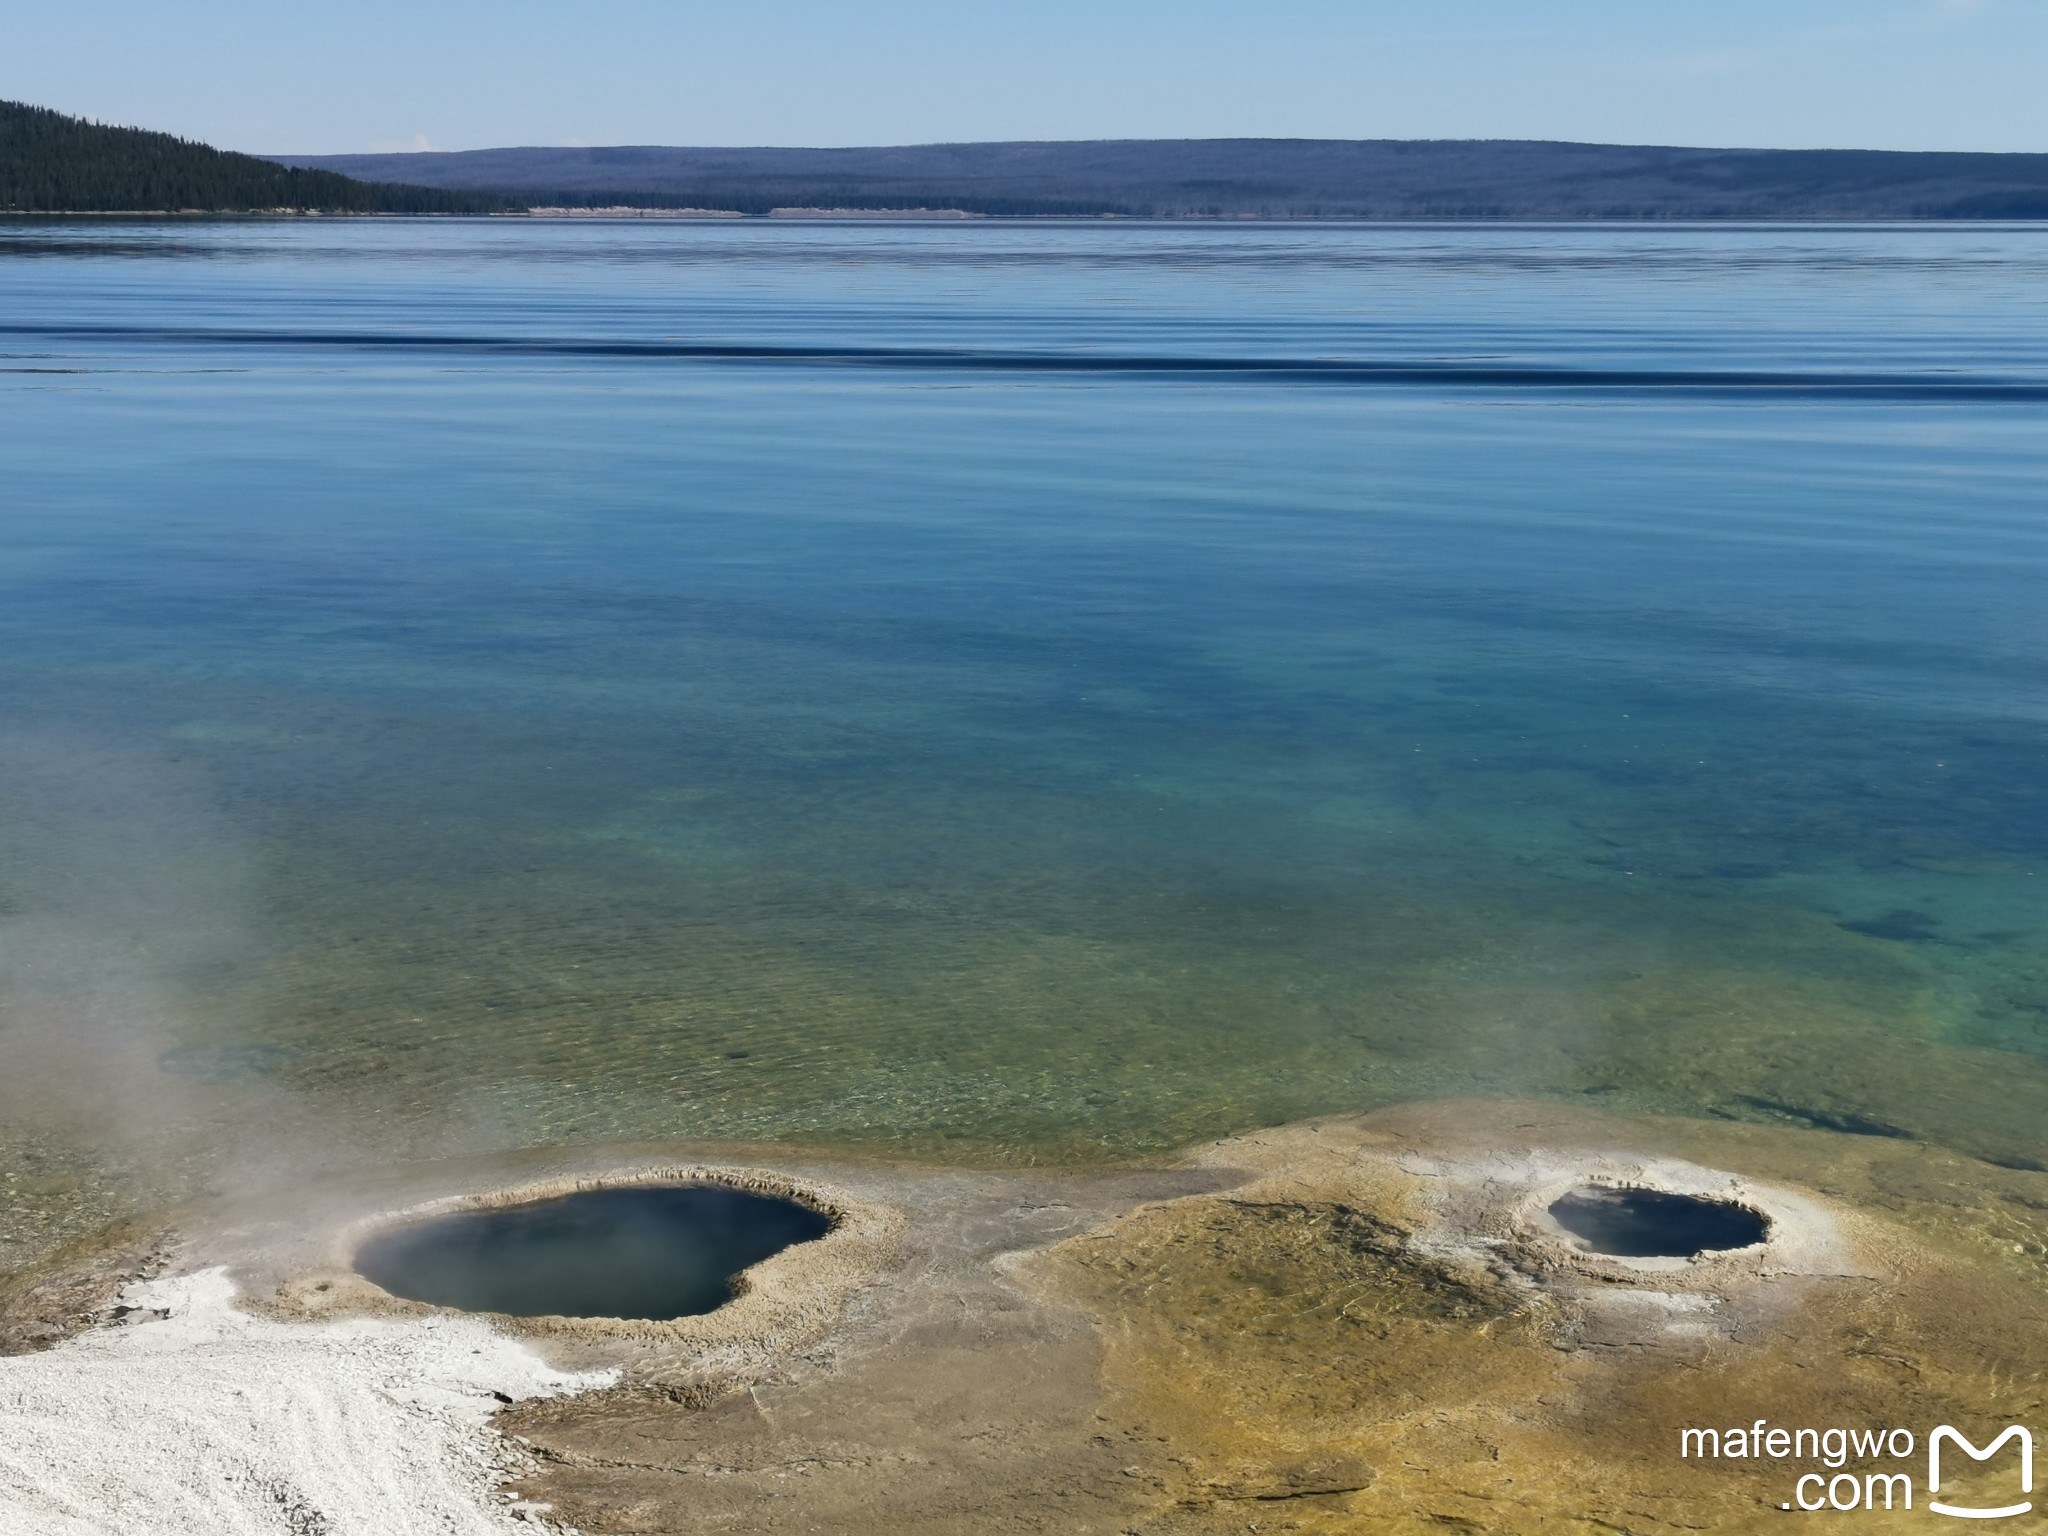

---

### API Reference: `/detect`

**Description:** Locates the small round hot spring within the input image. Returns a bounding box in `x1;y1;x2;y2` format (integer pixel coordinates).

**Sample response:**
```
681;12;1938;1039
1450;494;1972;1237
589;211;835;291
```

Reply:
355;1184;832;1320
1548;1186;1767;1258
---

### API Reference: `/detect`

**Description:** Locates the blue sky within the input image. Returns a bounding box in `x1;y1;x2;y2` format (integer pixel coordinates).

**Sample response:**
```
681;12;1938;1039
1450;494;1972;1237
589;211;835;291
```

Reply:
6;0;2044;155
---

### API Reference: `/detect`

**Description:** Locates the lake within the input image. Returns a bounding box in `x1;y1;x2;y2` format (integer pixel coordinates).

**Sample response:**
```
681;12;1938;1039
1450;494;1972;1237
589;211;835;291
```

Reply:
3;218;2046;1264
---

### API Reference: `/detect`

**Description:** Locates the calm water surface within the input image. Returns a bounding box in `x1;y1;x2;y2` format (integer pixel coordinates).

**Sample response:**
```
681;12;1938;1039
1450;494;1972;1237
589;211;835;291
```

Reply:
3;220;2046;1263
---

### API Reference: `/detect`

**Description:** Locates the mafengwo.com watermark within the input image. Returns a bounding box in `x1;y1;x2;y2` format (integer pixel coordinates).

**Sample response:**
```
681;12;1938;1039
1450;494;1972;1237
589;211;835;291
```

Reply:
1681;1420;2034;1517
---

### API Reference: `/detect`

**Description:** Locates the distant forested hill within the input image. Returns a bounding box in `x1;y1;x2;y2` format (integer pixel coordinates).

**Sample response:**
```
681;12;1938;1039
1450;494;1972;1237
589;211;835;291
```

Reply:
0;101;512;213
274;138;2048;219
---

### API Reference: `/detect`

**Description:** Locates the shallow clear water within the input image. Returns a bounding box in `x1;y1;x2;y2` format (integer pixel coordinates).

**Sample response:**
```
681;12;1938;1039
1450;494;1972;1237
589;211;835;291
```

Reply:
3;220;2047;1262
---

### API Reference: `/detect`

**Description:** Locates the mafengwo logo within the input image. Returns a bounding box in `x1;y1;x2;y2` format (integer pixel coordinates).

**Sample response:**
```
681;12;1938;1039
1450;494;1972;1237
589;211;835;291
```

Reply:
1679;1421;2033;1516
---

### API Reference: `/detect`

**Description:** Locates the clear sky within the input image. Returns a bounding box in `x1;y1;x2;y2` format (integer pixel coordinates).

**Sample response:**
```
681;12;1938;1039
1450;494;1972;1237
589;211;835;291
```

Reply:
6;0;2045;156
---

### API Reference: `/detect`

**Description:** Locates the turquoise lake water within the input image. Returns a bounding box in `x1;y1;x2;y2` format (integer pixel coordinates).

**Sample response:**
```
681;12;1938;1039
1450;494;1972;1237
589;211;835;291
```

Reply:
2;220;2046;1261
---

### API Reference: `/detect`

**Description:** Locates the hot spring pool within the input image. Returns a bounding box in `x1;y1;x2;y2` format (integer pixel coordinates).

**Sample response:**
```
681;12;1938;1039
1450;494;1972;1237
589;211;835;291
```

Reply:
1547;1187;1768;1259
354;1184;833;1320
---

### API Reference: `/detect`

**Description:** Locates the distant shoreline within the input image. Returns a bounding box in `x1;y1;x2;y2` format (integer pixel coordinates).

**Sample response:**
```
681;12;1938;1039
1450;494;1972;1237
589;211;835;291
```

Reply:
15;103;2048;221
268;136;2048;221
8;209;2048;224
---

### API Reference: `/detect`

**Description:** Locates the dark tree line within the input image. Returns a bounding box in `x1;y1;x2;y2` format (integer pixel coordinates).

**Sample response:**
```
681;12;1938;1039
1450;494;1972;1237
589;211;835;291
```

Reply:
0;101;516;214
